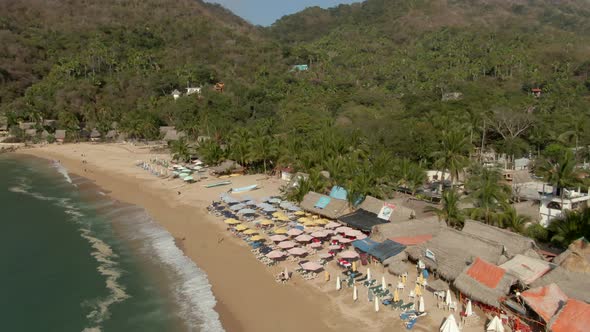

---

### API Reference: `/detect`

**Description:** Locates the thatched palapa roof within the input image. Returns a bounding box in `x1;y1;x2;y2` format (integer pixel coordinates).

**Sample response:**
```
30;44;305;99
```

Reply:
359;196;415;222
462;220;540;259
210;160;243;175
300;191;349;220
406;228;506;281
55;130;66;140
530;267;590;303
499;254;551;285
453;257;517;308
370;215;444;243
552;238;590;274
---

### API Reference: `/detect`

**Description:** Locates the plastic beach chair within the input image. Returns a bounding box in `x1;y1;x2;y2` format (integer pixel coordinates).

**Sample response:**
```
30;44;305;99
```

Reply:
400;303;415;311
405;318;417;330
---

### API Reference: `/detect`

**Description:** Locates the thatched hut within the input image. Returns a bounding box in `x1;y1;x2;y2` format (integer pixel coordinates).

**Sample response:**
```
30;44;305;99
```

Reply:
359;195;415;222
530;267;590;303
462;220;541;259
453;257;517;308
55;130;66;143
163;129;186;141
406;228;506;281
552;237;590;274
300;191;348;220
90;129;101;142
520;283;568;323
370;215;444;243
210;160;243;176
499;254;551;285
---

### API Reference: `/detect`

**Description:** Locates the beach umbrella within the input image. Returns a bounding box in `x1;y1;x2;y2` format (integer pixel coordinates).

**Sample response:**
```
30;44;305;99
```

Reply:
367;268;372;280
374;296;379;312
353;285;358;301
336;276;341;290
486;316;504;332
382;276;387;290
339;250;360;260
273;228;288;234
324;271;330;282
295;234;313;242
183;176;194;182
303;220;316;227
224;218;240;225
339;237;353;244
245;200;257;206
286;205;301;212
316;218;329;225
237;208;256;216
418;296;425;312
310;231;328;238
440;315;460;332
335;226;353;233
235;224;248;231
278;241;296;249
301;262;323;271
249;235;264;242
259;219;274;226
332;235;343;242
266;250;285;259
318;253;332;259
309;242;322;249
393;288;399;302
445;289;452;307
284;267;289;280
269;234;288;242
465;299;473;317
229;203;246;211
415;283;422;297
294;211;305;216
268;198;282;204
287;247;307;256
325;221;340;229
328;244;342;250
243;229;258;235
287;228;303;237
355;233;368;240
221;194;239;204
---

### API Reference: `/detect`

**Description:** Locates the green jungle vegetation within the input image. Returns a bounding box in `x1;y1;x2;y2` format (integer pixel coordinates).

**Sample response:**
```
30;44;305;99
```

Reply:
2;0;590;245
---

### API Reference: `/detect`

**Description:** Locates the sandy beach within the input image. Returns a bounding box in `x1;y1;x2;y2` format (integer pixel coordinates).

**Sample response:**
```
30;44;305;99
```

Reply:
15;143;485;332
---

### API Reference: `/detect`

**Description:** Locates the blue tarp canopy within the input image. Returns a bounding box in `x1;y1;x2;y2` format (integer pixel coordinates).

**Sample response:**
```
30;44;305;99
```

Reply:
352;238;379;253
368;240;406;262
229;203;246;211
330;186;348;200
314;196;331;209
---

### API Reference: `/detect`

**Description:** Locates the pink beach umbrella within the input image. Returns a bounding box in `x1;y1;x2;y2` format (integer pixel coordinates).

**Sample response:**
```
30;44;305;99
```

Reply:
304;227;321;233
338;237;353;244
355;233;368;240
287;228;303;237
309;242;323;249
325;221;340;229
300;262;323;271
295;234;314;242
278;241;296;249
287;247;308;256
335;226;353;233
266;250;286;259
318;252;333;259
269;235;288;242
310;231;329;238
332;235;343;242
328;244;342;250
339;250;360;260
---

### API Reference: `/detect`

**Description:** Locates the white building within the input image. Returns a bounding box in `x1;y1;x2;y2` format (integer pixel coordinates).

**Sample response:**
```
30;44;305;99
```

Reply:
186;87;201;96
171;89;181;100
539;188;590;227
426;170;450;183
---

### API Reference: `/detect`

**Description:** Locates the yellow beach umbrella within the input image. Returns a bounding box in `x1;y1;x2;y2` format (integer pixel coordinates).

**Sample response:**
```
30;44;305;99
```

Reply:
298;217;310;223
224;218;240;225
352;261;357;272
278;216;290;222
259;219;274;226
414;283;422;297
394;288;400;302
316;219;329;225
250;235;264;242
243;229;258;235
418;274;424;284
294;211;305;216
272;212;282;218
273;228;288;234
303;220;316;227
229;173;241;177
235;225;248;231
311;215;319;219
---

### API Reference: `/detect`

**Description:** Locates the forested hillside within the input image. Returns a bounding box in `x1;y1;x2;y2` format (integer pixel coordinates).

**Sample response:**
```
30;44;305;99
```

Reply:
2;0;590;197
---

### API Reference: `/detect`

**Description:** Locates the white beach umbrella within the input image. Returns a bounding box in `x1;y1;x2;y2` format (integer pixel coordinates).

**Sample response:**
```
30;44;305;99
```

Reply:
381;276;387;290
465;299;473;317
336;276;341;290
374;296;380;312
367;268;372;280
440;314;460;332
445;289;452;306
418;296;425;312
486;316;504;332
353;285;358;301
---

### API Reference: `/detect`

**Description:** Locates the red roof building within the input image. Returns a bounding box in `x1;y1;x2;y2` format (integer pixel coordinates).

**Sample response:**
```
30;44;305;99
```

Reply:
550;299;590;332
521;283;568;322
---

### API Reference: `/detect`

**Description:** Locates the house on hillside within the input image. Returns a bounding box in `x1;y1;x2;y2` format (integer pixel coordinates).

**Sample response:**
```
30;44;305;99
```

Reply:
539;189;590;227
186;87;201;96
290;64;309;72
172;89;181;100
55;130;66;143
532;88;542;97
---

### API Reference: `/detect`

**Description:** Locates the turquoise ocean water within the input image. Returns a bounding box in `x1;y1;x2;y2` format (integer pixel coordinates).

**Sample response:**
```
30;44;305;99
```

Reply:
0;155;223;332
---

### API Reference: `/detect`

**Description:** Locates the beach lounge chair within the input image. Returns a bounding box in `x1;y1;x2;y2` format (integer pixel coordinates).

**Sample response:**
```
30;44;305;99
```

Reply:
391;300;404;310
400;310;417;320
400;302;414;311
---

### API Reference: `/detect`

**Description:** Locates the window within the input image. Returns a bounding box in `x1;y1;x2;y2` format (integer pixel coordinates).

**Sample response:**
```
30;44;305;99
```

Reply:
547;202;561;210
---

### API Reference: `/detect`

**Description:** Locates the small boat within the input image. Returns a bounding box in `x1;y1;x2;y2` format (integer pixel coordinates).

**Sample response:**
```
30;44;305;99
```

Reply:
231;184;258;193
203;180;232;188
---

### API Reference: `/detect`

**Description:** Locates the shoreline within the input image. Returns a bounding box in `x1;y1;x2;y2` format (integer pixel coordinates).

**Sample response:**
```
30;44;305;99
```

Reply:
15;144;363;332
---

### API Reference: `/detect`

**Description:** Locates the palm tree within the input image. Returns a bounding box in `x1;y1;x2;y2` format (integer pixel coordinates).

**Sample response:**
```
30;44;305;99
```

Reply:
199;140;224;165
248;134;278;174
537;150;579;207
424;188;464;228
229;128;251;167
169;138;192;163
497;205;530;233
466;167;511;225
558;119;587;160
431;130;470;190
547;207;590;247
